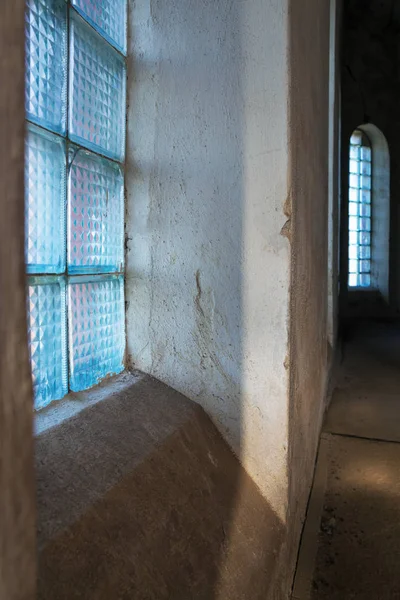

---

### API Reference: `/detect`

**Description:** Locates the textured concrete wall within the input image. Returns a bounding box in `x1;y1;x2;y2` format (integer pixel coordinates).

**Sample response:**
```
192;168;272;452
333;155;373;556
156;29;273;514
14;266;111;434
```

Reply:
288;0;332;577
126;0;290;519
0;2;37;598
125;0;334;593
341;0;400;315
328;0;342;347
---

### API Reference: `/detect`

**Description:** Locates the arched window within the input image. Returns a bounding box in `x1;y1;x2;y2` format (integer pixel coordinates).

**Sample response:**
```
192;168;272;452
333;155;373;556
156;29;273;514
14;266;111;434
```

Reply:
347;125;390;300
348;129;372;287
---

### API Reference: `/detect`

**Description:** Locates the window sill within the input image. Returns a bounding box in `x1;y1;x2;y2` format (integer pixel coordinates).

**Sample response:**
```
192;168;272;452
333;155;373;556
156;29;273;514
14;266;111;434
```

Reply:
35;371;144;436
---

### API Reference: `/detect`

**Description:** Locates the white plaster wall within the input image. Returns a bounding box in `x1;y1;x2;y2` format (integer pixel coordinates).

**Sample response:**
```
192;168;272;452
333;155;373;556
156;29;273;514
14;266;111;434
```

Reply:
126;0;290;516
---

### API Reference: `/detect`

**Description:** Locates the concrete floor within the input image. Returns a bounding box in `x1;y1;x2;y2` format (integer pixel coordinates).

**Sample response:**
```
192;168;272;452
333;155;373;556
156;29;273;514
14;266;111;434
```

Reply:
293;321;400;600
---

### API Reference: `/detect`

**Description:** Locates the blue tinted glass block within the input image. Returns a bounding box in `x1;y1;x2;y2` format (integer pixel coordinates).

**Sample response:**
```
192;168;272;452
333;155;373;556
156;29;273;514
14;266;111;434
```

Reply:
25;0;67;134
361;147;371;161
360;175;371;190
349;259;358;274
349;231;358;245
69;12;126;161
349;160;359;175
349;202;358;216
72;0;127;54
349;246;358;260
360;231;371;246
349;216;358;232
360;273;371;287
25;124;66;274
27;277;67;409
68;148;124;273
350;145;359;160
68;275;125;391
360;203;371;217
349;188;359;202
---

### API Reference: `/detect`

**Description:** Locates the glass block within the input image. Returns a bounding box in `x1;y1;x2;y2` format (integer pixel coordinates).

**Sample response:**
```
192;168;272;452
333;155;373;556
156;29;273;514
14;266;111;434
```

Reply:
360;175;371;190
349;187;359;202
359;245;371;259
349;231;358;245
69;12;126;161
349;259;358;274
349;160;359;175
361;147;371;161
361;189;371;204
360;217;371;232
68;275;125;391
349;273;358;287
349;174;359;188
349;245;358;260
361;161;371;176
349;216;358;231
25;0;67;134
360;232;371;246
27;277;67;409
350;145;359;160
360;273;371;287
68;148;124;273
360;203;371;217
72;0;127;54
25;124;66;274
360;260;371;273
349;202;358;216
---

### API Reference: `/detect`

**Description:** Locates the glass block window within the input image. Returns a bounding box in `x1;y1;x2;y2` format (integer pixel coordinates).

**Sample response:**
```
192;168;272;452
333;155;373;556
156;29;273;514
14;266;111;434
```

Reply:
25;0;127;409
348;129;372;288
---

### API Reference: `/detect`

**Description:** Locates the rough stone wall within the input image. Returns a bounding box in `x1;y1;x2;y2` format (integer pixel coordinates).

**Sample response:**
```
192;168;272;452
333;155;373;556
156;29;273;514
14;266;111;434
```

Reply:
341;0;400;314
0;2;37;598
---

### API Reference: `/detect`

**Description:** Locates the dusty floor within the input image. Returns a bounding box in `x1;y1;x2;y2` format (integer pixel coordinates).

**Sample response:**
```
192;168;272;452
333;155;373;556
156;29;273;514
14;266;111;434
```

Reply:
294;320;400;599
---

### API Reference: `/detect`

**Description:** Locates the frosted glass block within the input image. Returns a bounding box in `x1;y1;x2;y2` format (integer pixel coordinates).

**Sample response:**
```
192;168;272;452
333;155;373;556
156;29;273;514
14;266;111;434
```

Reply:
360;203;371;217
27;277;67;409
350;146;359;160
25;124;66;274
349;216;358;231
68;276;125;391
349;202;358;216
360;232;370;246
68;148;124;273
360;217;371;232
348;273;358;287
360;260;371;273
361;147;371;161
25;0;67;134
360;274;371;287
349;259;358;274
361;189;371;204
359;246;371;259
361;161;371;176
349;174;359;188
69;12;126;161
349;246;358;260
349;231;358;245
349;160;359;174
360;175;371;190
72;0;127;54
349;188;359;202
